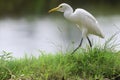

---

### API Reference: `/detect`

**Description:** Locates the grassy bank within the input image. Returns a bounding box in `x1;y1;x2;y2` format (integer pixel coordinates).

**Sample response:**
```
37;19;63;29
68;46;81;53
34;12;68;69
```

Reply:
0;47;120;80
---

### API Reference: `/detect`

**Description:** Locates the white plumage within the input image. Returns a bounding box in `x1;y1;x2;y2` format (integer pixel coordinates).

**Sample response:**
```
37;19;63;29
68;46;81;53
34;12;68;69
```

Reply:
49;3;104;53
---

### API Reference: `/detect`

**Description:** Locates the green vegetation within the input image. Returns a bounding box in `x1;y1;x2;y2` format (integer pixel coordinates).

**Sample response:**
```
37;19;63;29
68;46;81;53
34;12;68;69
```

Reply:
0;34;120;80
0;46;120;80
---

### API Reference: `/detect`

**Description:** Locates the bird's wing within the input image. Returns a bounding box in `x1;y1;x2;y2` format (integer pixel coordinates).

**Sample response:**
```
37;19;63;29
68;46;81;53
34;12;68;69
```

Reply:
74;8;98;23
73;8;104;38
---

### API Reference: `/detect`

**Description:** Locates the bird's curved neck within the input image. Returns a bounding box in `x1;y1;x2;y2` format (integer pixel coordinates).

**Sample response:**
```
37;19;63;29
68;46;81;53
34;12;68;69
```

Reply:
63;7;73;20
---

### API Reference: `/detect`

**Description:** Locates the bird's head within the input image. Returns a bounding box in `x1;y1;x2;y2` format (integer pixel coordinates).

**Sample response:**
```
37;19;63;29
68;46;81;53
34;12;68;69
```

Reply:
49;3;71;13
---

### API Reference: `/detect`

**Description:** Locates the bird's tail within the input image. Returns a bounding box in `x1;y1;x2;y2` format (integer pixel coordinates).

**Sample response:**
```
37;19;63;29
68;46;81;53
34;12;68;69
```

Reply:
99;30;105;38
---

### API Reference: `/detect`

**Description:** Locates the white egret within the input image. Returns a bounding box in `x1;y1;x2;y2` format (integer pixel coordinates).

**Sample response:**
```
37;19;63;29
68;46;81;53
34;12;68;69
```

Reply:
49;3;104;54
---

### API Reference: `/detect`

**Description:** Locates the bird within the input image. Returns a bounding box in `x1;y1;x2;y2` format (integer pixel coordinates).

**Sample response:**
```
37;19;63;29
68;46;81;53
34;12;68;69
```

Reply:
49;3;104;54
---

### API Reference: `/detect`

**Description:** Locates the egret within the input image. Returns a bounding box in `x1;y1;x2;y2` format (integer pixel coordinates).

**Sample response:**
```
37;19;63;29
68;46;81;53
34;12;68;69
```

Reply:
49;3;104;54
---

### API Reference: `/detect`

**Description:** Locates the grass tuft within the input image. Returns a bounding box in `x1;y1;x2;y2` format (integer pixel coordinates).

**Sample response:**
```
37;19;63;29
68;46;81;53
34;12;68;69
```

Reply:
0;47;120;80
0;34;120;80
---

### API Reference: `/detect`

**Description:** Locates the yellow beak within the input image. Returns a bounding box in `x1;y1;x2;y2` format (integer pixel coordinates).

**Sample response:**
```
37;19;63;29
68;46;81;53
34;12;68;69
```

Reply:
48;6;60;13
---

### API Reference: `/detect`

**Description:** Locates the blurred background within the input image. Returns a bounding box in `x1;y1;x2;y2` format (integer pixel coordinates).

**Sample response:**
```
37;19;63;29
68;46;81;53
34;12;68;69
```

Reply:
0;0;120;16
0;0;120;57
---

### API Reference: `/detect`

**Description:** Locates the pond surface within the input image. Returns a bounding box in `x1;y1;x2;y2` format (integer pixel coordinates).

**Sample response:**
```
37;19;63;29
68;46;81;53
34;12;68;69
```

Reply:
0;16;120;57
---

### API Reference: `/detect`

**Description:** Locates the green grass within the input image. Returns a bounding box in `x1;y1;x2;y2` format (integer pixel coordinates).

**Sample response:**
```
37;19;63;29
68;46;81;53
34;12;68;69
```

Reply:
0;47;120;80
0;34;120;80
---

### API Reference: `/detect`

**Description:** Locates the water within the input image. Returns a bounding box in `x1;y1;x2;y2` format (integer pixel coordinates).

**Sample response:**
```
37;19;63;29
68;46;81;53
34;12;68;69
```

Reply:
0;16;119;58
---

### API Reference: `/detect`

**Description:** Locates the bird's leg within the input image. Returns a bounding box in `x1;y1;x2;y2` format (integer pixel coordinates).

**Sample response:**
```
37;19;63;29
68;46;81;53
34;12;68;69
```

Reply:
71;38;83;54
87;36;92;47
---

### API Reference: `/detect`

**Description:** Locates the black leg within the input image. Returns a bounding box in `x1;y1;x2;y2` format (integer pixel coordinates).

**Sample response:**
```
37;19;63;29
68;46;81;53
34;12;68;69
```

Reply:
71;38;83;54
87;36;92;47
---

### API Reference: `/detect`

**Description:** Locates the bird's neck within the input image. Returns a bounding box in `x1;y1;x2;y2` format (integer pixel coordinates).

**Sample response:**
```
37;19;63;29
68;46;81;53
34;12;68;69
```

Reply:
63;7;73;20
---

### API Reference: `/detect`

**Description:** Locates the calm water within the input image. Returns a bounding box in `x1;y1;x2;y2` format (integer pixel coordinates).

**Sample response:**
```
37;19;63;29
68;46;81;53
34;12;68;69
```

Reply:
0;16;120;57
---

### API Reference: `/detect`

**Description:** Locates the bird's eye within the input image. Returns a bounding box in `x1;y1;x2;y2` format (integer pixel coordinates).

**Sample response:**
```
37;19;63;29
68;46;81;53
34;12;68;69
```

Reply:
60;6;62;8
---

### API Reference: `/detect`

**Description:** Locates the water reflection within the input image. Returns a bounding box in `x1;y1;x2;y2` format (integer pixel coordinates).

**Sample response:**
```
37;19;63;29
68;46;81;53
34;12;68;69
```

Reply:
0;16;119;57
